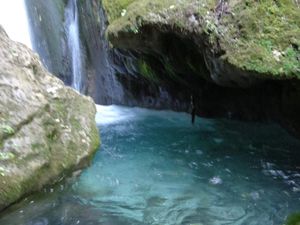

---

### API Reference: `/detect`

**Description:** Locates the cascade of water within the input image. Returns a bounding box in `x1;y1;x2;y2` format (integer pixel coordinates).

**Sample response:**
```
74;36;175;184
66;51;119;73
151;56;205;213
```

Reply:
0;0;32;49
65;0;83;92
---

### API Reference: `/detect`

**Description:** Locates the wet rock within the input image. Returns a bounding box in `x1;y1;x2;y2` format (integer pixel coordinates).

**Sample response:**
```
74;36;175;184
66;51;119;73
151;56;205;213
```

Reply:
25;0;71;84
102;0;300;137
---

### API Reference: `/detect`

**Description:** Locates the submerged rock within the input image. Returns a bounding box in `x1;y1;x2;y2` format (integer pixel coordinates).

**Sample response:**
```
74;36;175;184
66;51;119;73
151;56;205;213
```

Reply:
0;26;100;211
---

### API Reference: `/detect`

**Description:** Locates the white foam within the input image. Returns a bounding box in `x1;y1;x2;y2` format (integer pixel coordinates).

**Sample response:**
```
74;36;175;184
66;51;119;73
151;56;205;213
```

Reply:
95;105;136;125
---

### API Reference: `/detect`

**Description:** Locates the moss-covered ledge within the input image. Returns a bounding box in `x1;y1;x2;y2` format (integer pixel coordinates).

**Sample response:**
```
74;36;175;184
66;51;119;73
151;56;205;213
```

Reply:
103;0;300;86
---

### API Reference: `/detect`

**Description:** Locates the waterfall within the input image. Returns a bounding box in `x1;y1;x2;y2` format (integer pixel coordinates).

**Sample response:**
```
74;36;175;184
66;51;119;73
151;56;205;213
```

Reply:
24;0;125;103
0;0;32;49
65;0;83;92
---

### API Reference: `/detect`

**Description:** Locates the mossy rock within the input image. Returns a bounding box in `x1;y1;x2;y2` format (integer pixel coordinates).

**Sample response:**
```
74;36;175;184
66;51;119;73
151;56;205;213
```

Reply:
285;213;300;225
220;0;300;78
103;0;300;85
102;0;136;22
0;26;100;211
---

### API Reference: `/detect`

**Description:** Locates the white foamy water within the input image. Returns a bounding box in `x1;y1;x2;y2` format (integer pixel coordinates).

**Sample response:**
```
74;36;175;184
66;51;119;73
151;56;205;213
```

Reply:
65;0;83;91
95;105;148;125
0;0;32;48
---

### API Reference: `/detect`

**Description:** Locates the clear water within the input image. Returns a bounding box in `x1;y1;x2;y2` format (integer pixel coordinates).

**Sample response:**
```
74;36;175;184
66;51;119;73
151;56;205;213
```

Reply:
1;105;300;225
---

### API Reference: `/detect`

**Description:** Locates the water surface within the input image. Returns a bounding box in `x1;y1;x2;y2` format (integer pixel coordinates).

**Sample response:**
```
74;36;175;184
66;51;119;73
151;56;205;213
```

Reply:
1;105;300;225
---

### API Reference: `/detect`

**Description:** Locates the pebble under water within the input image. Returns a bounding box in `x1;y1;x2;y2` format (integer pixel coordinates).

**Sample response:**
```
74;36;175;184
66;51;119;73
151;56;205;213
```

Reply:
1;105;300;225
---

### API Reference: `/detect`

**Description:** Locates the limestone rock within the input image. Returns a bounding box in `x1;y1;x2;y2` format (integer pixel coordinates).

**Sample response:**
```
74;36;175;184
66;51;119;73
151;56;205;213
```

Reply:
0;26;100;211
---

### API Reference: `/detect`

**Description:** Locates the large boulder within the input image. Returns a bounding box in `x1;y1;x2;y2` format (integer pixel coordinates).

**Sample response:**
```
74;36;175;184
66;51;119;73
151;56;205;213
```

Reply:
0;26;100;211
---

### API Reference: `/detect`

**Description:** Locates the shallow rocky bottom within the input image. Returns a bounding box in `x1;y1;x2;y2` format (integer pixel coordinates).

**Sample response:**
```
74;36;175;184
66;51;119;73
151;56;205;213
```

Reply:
1;105;300;225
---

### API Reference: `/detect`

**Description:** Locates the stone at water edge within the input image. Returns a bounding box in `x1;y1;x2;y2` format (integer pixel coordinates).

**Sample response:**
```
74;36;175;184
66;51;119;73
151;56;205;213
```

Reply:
0;26;100;211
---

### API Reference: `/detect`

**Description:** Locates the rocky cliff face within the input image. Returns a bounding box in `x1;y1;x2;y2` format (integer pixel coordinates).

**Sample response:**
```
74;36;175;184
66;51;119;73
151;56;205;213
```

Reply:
24;0;300;136
0;26;100;211
25;0;71;84
77;0;125;104
104;0;299;84
78;0;193;109
102;0;300;136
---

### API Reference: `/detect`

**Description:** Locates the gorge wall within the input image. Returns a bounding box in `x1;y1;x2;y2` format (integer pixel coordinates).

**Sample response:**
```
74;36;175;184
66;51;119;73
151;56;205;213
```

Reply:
25;0;70;83
25;0;300;137
25;0;124;103
103;0;300;136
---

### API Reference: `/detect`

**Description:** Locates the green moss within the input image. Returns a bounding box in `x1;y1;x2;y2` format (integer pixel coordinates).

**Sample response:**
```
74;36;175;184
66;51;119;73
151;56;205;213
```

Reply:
285;212;300;225
53;100;67;118
0;124;15;135
70;116;81;130
138;60;159;82
220;0;300;77
104;0;183;36
164;60;177;79
0;124;15;147
46;128;59;142
104;0;299;79
31;143;44;151
102;0;136;22
89;124;101;161
0;152;15;161
0;166;8;177
0;177;23;205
